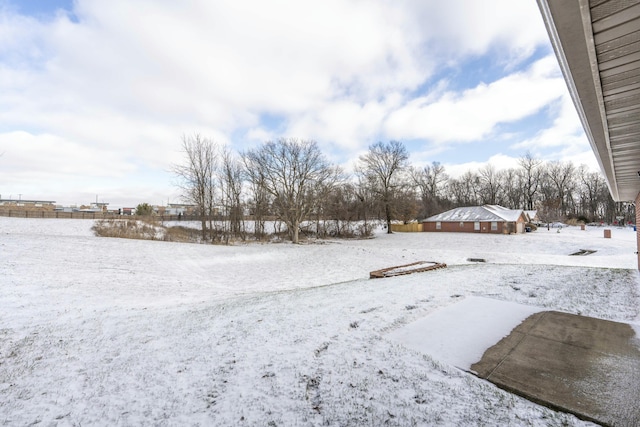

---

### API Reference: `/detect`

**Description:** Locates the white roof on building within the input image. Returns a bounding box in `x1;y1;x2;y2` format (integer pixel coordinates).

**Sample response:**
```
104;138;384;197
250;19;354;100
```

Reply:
424;205;524;223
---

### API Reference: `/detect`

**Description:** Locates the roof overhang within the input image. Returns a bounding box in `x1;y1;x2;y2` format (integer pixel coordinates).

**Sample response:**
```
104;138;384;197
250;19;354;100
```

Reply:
537;0;640;202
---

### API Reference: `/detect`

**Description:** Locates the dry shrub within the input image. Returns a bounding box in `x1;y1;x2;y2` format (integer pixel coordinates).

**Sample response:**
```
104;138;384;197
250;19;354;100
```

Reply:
163;226;202;243
94;219;220;244
92;219;163;240
93;218;374;244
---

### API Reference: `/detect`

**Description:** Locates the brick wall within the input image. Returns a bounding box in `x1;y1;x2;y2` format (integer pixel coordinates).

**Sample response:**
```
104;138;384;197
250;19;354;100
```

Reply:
422;221;504;233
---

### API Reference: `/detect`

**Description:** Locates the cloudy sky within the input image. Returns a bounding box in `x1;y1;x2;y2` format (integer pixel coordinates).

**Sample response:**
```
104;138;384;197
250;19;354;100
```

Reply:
0;0;598;207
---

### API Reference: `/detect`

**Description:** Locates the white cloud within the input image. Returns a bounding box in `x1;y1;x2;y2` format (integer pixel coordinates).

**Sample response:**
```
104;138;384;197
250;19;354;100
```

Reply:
409;0;549;64
443;154;521;179
0;0;559;204
285;95;403;154
0;131;135;177
511;92;598;170
384;55;565;144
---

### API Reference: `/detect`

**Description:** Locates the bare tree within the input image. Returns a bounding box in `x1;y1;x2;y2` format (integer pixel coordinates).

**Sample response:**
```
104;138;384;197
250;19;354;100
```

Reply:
477;164;503;206
354;173;376;235
545;160;575;217
322;182;371;238
420;156;614;224
518;152;543;210
173;134;218;242
243;138;335;244
578;165;613;222
412;162;448;219
500;168;523;209
309;168;343;237
220;146;245;242
393;186;420;223
448;170;480;207
357;141;409;233
244;165;270;239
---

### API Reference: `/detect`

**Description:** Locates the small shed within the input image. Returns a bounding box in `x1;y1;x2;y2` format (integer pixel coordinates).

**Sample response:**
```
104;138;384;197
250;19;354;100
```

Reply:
422;205;528;234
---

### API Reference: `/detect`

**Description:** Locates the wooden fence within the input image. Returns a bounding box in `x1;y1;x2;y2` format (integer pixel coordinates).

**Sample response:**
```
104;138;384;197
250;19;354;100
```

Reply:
390;222;423;232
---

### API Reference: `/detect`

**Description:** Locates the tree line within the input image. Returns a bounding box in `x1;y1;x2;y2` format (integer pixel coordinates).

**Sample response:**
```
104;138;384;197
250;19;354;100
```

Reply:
173;135;630;243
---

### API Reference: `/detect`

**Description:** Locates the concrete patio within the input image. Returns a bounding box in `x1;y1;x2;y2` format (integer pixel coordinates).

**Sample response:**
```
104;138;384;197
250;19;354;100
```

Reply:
471;311;640;426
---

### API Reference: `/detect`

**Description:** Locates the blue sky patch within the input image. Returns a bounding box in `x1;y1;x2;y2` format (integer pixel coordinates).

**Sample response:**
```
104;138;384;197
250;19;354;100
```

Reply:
5;0;77;21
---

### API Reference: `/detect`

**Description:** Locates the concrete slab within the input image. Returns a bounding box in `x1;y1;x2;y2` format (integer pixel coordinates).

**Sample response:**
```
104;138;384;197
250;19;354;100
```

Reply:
471;311;640;427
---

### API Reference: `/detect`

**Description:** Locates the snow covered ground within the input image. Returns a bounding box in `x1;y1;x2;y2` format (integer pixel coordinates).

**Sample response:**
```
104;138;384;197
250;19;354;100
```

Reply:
1;217;639;426
387;296;544;371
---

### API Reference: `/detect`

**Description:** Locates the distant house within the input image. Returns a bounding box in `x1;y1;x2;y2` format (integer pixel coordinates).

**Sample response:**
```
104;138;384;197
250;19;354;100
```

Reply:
524;210;539;224
422;205;528;234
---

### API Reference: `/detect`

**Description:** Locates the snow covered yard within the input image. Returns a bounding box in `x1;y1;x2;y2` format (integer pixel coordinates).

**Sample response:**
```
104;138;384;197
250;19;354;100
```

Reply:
1;218;639;426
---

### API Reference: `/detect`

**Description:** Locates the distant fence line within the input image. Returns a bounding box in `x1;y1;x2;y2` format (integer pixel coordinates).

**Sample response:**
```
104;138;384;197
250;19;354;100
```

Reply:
0;210;201;221
0;210;281;222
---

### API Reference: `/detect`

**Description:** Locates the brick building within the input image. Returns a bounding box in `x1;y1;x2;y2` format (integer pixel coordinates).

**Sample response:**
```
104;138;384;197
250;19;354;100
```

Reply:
422;205;528;234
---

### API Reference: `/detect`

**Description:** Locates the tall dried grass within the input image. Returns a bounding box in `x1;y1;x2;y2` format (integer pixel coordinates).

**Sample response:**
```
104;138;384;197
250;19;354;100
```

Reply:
92;219;205;243
92;219;163;240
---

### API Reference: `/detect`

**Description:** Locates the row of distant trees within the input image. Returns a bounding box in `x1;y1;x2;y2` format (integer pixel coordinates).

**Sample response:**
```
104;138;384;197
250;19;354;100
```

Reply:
172;135;629;243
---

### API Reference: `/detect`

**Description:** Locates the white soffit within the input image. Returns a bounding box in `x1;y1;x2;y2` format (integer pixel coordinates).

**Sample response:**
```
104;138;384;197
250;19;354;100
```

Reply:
538;0;640;201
